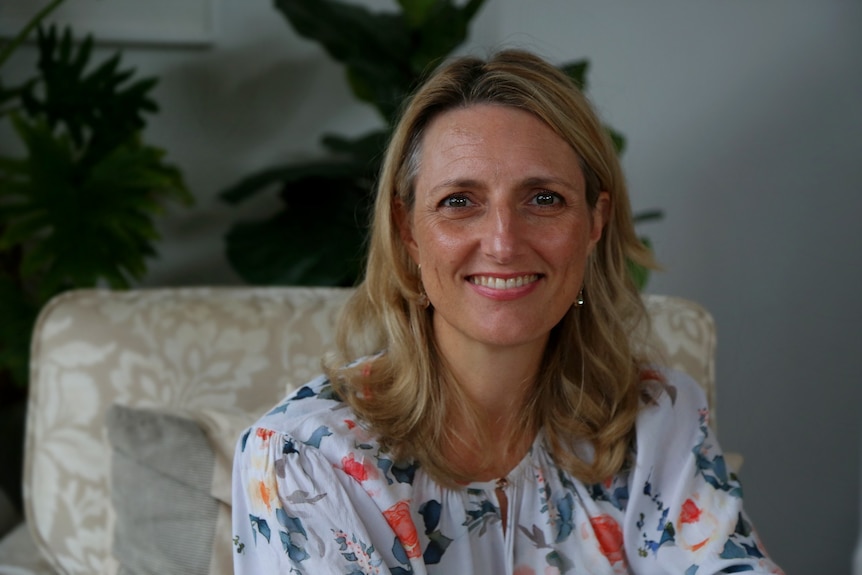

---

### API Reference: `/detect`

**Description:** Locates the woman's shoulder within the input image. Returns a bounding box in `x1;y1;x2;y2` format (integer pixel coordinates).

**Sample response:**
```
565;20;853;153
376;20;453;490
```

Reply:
242;374;380;465
633;367;716;467
638;367;711;421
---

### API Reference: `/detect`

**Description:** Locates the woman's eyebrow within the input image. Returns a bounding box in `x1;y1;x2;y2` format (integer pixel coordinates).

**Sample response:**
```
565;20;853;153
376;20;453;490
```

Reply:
429;176;577;194
427;178;484;194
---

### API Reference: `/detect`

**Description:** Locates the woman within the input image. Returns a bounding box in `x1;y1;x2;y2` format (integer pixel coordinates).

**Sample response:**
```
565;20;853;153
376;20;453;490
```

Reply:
232;49;783;574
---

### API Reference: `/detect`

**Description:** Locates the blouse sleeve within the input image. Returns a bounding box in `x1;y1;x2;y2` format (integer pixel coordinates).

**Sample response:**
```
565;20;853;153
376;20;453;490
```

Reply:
231;424;395;575
624;372;784;574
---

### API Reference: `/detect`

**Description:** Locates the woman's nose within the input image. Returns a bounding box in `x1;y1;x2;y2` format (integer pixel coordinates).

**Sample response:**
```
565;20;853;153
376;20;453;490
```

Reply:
481;204;523;263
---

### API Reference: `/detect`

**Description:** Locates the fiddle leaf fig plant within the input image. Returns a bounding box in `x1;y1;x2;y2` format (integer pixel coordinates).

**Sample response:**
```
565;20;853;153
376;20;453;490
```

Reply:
222;0;660;288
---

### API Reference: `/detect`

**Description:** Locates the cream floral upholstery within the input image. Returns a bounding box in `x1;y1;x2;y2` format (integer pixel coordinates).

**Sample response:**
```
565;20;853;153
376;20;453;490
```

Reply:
0;288;717;575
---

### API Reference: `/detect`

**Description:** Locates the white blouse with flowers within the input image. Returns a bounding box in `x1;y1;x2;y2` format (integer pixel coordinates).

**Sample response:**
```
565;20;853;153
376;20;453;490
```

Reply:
231;368;783;575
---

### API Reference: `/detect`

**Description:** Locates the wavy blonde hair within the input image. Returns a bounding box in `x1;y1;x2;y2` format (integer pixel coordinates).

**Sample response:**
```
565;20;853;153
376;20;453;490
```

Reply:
325;49;657;487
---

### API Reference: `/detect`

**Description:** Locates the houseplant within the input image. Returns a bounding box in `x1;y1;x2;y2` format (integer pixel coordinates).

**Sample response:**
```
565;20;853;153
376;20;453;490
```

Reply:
0;1;192;511
221;0;659;288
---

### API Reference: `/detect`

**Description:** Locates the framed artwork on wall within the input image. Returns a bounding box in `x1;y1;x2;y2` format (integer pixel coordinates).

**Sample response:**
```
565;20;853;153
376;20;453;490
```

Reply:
0;0;217;46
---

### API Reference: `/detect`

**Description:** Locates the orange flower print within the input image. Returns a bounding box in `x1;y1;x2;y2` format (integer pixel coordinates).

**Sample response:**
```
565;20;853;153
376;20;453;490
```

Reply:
680;498;702;524
589;515;624;564
383;500;421;559
341;453;369;482
677;494;716;553
256;428;275;442
257;480;272;511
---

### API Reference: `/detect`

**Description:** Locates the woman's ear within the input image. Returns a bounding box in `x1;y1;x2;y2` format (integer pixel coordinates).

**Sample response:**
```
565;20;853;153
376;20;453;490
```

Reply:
589;191;611;247
394;198;420;264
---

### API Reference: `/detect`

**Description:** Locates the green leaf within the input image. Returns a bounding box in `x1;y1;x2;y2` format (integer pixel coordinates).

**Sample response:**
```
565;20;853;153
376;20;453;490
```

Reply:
633;209;664;225
626;237;654;291
225;176;368;286
0;0;65;70
320;129;389;166
276;0;413;116
407;0;486;80
607;127;626;156
21;25;159;163
220;160;368;204
397;0;438;28
0;114;189;299
560;59;589;91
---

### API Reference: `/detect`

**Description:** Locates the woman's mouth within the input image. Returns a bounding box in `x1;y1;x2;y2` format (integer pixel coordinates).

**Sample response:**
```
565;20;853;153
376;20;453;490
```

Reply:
467;274;540;290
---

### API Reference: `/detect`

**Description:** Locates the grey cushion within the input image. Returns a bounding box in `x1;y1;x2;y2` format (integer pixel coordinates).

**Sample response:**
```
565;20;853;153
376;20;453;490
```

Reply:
106;405;219;575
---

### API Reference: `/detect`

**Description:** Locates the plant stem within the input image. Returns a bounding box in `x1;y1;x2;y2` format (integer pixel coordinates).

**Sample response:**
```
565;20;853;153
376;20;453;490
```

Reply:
0;0;66;69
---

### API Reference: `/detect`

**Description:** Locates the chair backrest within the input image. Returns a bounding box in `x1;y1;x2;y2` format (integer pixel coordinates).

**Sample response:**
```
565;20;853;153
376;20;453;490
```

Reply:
22;287;715;574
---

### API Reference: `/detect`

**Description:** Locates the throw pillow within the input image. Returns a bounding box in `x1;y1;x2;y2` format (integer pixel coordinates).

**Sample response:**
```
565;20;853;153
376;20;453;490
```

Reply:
105;405;253;575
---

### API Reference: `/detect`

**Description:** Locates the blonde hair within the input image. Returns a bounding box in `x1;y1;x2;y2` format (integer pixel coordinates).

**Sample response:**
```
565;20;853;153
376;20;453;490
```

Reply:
325;49;657;486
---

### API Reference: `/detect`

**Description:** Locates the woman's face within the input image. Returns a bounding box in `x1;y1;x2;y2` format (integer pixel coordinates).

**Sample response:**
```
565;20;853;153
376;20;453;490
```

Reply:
398;104;608;355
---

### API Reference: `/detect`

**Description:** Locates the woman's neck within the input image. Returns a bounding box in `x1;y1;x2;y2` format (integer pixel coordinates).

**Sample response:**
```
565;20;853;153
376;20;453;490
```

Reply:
433;325;548;480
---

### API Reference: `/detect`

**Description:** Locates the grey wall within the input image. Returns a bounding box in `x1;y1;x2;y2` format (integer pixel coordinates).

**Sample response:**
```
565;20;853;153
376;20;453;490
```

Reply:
3;1;860;572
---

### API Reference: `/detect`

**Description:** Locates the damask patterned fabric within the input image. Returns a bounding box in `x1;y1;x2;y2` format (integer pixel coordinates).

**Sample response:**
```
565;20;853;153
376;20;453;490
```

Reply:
232;369;782;574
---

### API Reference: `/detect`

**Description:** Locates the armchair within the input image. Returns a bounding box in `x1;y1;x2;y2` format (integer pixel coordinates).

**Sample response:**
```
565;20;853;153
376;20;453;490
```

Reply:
0;288;720;574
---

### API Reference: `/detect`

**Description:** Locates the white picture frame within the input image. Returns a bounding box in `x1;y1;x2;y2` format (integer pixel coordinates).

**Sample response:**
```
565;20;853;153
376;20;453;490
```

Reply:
0;0;217;46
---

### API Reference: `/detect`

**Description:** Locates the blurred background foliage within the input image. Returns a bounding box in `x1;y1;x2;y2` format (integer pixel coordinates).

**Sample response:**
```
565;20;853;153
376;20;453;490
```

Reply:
0;0;191;510
221;0;660;289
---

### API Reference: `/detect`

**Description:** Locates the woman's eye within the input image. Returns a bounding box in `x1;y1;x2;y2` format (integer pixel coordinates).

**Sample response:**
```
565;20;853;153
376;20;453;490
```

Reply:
441;195;471;208
533;191;562;206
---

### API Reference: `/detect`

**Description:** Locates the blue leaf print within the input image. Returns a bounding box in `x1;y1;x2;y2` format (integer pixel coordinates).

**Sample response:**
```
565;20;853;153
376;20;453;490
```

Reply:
720;567;755;573
377;458;395;485
684;566;699;575
276;507;308;538
655;507;669;531
294;386;316;399
423;542;444;565
267;403;289;416
734;513;752;536
391;569;413;575
587;478;630;511
419;500;442;534
303;425;332;448
712;455;728;483
376;458;417;486
423;531;453;565
392;462;417;484
642;520;675;556
545;549;574;572
463;495;500;535
279;530;310;562
658;522;675;545
283;438;299;455
249;515;271;544
240;428;251;451
317;381;340;401
392;536;408;564
552;492;574;543
719;539;748;559
742;542;765;558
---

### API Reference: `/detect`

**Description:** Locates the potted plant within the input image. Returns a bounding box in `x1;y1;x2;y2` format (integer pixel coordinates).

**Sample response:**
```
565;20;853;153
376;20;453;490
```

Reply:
0;0;192;512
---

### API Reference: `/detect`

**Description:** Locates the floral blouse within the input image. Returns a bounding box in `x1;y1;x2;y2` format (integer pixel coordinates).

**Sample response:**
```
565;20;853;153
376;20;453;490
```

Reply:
231;369;783;574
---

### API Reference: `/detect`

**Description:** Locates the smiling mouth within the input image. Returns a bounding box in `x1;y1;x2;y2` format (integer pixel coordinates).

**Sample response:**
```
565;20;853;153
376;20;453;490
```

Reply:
467;274;541;290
